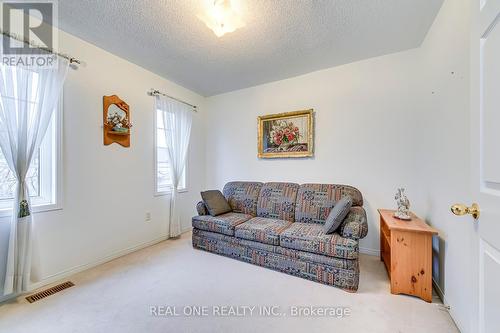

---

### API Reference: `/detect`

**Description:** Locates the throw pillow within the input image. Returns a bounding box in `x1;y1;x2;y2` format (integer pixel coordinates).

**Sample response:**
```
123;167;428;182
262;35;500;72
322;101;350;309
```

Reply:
323;196;353;234
201;190;232;216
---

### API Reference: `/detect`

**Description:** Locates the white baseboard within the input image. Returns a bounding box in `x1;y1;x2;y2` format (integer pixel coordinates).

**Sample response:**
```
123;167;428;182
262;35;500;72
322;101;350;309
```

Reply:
359;250;465;330
2;232;467;333
432;278;466;333
1;229;196;304
0;292;17;303
448;305;466;333
432;278;444;302
28;234;170;291
360;247;380;256
29;226;194;292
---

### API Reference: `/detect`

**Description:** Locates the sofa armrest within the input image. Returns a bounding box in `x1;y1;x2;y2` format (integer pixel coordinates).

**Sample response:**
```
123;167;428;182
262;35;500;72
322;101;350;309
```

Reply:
339;206;368;240
196;201;208;216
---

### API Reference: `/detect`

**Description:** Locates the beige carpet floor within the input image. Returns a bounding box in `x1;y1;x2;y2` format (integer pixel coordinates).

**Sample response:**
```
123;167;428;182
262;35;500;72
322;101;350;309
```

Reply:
0;232;458;333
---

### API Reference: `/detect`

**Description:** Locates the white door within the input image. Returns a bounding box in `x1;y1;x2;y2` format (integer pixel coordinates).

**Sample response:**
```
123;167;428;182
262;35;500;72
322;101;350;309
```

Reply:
469;1;500;332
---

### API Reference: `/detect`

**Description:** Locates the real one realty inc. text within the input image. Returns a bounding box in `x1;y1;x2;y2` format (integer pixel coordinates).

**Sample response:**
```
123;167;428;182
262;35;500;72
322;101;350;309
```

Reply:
150;305;351;318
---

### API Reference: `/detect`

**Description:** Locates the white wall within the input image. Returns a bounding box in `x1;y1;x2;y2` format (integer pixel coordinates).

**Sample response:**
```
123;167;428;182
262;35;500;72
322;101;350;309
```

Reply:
204;0;473;330
0;1;475;331
0;29;206;295
417;0;473;331
205;47;426;254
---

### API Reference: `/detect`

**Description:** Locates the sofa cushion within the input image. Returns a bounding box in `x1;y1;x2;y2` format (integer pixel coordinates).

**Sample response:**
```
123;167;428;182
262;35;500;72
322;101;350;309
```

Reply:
295;184;363;224
193;228;359;271
323;196;353;234
192;212;252;236
257;182;299;222
223;182;263;216
235;217;292;245
196;201;208;215
201;190;232;216
339;206;369;240
280;222;358;259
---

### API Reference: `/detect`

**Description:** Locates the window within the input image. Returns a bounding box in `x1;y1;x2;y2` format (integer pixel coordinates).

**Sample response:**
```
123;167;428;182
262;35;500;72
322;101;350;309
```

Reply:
0;71;61;215
155;110;186;194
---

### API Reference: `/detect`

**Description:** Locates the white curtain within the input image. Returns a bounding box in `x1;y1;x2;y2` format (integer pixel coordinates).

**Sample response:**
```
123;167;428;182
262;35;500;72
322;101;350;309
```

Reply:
155;96;193;237
0;53;69;295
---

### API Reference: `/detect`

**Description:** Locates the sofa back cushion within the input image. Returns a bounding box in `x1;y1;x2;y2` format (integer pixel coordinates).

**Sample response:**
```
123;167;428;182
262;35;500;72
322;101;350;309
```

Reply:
257;182;299;222
223;182;263;216
295;184;363;224
201;190;232;216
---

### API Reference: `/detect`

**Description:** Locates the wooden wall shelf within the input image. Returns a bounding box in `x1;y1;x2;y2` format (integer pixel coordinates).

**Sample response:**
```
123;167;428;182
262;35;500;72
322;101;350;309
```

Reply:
103;95;131;147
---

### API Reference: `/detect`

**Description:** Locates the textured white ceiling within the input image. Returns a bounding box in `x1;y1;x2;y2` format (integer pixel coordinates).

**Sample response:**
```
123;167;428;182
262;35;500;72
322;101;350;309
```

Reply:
58;0;443;96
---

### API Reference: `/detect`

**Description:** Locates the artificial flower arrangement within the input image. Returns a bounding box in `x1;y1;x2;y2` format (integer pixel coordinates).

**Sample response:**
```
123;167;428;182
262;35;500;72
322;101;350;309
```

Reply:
107;112;132;134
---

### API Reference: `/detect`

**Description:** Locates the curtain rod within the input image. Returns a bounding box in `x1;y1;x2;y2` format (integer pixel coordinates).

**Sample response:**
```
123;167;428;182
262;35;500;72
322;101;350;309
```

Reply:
147;89;197;110
1;29;81;65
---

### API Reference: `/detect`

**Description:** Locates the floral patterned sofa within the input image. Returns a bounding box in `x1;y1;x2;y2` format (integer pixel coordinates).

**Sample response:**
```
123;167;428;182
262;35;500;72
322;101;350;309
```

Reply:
192;181;368;291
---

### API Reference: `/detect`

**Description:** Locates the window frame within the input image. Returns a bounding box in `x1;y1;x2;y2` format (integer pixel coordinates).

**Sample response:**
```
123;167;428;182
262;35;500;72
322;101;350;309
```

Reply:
0;96;63;217
154;108;188;196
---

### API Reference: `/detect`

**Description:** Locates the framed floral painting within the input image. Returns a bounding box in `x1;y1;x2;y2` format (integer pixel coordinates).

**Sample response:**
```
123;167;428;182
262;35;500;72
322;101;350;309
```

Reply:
257;109;314;158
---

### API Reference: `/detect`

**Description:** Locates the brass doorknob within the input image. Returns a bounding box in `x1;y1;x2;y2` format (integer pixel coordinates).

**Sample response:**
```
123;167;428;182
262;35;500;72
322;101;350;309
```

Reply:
451;203;480;219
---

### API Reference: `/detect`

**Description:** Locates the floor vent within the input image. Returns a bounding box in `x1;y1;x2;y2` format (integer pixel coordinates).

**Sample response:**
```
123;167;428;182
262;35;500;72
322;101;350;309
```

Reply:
25;281;75;303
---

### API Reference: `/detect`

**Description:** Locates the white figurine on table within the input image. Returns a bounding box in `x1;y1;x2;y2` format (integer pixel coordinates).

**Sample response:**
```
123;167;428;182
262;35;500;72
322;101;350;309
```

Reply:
394;188;411;220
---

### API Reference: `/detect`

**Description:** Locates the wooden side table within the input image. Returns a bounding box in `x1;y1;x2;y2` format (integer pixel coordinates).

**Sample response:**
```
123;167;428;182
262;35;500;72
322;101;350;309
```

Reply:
378;209;438;302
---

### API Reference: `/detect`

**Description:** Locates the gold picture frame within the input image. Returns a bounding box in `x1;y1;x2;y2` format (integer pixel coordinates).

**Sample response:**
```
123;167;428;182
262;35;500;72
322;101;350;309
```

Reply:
258;109;314;158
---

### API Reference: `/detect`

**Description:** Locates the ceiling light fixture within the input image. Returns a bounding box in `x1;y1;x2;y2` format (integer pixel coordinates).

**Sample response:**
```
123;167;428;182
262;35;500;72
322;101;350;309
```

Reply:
198;0;245;37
